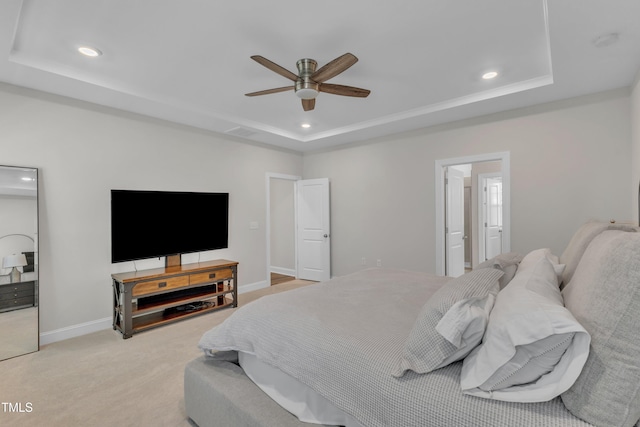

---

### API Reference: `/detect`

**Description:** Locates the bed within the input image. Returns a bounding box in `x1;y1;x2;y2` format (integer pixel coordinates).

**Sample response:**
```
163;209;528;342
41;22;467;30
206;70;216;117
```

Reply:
185;221;640;427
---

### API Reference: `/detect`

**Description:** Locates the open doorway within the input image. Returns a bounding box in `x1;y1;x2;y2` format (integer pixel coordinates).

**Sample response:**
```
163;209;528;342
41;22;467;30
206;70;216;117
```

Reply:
267;173;299;286
266;174;332;286
435;152;510;276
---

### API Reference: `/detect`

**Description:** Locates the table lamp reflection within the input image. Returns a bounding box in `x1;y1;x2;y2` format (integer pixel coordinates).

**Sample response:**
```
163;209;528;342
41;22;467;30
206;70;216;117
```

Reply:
3;254;27;283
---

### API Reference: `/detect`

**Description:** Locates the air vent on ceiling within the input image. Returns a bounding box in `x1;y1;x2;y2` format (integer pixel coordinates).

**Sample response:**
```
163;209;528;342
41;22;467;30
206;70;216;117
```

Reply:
225;127;258;138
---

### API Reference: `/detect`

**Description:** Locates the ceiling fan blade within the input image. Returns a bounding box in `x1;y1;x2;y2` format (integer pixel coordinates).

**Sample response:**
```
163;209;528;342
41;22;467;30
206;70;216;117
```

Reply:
250;55;298;82
245;86;293;97
302;98;315;111
319;83;370;98
311;53;358;83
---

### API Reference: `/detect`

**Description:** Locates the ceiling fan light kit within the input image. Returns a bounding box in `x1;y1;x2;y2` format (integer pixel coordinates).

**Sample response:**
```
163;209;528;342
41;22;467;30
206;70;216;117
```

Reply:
295;87;319;100
295;58;319;99
246;53;370;111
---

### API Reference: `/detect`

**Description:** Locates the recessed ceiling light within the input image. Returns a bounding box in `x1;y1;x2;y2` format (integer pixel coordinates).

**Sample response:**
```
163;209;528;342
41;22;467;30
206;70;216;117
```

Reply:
482;71;498;80
301;123;311;129
78;46;102;57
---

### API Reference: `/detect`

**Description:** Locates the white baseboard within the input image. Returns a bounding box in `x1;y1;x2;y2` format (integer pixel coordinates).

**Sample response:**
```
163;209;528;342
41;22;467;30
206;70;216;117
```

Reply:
40;316;112;345
40;279;269;345
270;266;296;277
238;280;269;294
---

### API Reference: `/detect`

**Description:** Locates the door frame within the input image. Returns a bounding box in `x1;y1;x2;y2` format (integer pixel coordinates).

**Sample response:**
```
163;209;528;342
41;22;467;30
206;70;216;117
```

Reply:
435;151;511;276
266;172;301;285
478;172;503;263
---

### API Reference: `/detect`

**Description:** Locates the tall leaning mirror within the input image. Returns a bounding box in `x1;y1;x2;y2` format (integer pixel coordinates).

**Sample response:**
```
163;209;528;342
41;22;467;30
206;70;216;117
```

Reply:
0;165;38;361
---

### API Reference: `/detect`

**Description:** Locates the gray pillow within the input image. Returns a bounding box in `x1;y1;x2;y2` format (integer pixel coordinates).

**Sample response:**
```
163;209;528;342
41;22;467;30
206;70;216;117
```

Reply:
476;252;523;289
559;222;610;287
392;268;503;377
559;221;637;288
561;230;640;427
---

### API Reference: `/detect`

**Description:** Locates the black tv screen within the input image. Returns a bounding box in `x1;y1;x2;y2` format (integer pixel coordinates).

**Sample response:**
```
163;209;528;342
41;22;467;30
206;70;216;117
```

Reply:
110;190;229;263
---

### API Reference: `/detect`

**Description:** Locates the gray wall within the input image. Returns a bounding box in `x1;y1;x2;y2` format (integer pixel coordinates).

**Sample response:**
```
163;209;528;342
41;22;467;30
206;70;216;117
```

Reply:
0;83;303;337
303;90;633;277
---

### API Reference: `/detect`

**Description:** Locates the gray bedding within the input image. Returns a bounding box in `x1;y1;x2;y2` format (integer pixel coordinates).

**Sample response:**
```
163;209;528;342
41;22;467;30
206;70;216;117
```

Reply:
198;268;592;427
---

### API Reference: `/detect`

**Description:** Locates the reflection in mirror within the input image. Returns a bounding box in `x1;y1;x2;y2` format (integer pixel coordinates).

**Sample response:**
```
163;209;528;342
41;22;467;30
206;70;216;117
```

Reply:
0;165;38;361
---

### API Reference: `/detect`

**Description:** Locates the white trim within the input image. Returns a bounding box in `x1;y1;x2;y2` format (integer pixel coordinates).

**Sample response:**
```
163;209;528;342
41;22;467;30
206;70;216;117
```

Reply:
435;151;511;276
270;266;296;277
40;317;112;345
238;280;269;294
266;173;301;286
305;76;552;143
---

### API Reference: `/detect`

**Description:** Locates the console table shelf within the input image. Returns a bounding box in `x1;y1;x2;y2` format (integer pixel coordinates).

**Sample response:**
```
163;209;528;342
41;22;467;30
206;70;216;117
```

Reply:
111;259;238;339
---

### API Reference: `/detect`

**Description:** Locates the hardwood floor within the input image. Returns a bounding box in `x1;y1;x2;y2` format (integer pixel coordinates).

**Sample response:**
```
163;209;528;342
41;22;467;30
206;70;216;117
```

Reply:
271;272;295;286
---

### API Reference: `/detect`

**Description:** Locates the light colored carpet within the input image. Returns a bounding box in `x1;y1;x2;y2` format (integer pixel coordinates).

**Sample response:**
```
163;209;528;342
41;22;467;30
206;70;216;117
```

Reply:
0;280;313;427
0;307;38;361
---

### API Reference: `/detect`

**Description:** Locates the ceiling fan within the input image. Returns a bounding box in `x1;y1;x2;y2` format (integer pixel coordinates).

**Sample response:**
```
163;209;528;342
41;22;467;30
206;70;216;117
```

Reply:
245;53;371;111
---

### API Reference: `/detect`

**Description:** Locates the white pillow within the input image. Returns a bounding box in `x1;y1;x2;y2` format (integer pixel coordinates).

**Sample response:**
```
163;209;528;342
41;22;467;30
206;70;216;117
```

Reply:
392;268;503;377
460;254;590;402
518;248;565;284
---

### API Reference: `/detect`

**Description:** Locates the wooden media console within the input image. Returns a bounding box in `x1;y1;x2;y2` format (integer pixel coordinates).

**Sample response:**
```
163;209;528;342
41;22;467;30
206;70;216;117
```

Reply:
111;259;238;338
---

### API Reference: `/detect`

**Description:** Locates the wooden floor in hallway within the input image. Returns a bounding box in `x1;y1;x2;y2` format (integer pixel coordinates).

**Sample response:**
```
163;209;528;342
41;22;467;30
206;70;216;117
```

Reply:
271;272;295;286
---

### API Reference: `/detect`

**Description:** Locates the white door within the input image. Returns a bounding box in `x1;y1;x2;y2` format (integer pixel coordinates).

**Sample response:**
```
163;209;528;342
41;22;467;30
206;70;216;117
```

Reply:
297;178;331;281
446;167;465;277
484;177;503;260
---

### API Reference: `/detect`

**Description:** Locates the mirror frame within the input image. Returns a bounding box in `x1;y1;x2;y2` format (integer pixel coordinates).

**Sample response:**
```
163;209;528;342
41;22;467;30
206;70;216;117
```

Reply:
0;165;39;360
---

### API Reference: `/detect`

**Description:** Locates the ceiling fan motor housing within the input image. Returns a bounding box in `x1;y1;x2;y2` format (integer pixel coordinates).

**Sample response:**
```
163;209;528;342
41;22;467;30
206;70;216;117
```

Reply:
295;58;319;99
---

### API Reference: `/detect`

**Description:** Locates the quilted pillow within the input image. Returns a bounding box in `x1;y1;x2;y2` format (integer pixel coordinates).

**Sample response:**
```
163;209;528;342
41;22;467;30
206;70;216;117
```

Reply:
476;252;523;289
460;253;590;402
561;231;640;427
392;268;503;377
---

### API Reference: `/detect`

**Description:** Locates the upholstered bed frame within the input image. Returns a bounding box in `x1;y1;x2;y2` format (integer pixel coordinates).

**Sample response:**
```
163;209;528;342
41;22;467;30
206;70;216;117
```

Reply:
185;354;332;427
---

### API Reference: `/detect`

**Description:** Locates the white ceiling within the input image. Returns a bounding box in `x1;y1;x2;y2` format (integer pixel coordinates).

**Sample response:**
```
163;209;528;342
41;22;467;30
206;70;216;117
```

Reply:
1;0;639;152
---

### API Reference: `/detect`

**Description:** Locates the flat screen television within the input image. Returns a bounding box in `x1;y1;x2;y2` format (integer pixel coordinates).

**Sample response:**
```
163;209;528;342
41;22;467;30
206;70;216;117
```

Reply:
110;189;229;263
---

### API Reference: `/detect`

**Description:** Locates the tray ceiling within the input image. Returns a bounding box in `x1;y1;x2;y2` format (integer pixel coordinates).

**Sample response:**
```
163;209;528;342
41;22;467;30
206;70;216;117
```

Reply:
1;0;639;152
